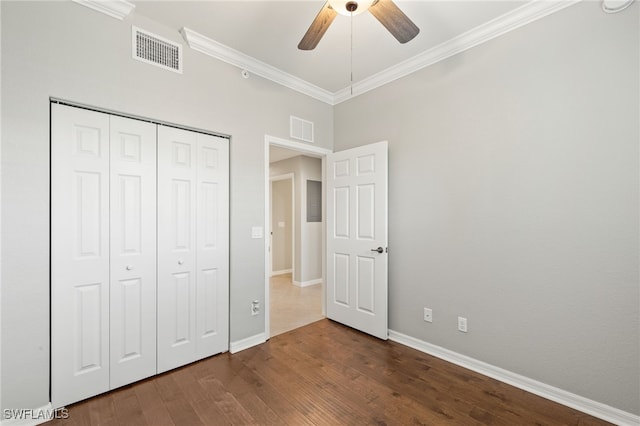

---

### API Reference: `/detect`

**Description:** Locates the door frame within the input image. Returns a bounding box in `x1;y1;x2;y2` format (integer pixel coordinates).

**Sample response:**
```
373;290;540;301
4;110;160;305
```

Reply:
269;173;295;278
264;135;331;339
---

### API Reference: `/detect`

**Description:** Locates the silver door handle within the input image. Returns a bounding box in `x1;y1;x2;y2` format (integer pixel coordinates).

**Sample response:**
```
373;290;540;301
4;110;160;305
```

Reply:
371;247;384;254
178;259;184;265
126;265;133;271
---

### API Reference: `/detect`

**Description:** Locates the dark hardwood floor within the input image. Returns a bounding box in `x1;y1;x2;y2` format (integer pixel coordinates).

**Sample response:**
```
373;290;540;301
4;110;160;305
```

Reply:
47;319;612;425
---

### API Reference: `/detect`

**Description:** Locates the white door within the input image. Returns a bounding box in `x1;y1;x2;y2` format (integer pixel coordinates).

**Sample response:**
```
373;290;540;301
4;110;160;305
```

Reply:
326;141;388;339
109;116;157;388
157;126;229;372
157;126;197;372
195;133;229;359
51;104;111;407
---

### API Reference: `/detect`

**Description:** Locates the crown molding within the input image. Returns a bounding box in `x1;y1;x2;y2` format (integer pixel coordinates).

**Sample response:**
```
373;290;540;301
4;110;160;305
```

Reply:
180;1;580;106
333;0;581;104
181;27;334;105
71;0;135;20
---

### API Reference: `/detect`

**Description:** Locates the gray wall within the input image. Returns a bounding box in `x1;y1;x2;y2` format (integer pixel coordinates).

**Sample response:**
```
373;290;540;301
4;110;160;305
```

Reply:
0;1;332;412
270;155;323;284
2;0;638;418
271;178;293;274
334;2;639;415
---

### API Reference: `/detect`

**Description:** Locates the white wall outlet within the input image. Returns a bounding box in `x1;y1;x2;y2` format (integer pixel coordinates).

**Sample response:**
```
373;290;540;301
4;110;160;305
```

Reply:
251;300;260;316
423;308;433;323
458;316;468;333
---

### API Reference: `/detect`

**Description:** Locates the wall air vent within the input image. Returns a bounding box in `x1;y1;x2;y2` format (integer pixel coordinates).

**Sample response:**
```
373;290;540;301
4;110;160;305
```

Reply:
290;116;314;143
132;26;182;74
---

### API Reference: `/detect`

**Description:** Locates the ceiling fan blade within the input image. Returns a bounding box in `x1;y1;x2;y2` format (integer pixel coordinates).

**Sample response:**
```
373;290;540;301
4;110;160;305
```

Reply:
368;0;419;44
298;2;338;50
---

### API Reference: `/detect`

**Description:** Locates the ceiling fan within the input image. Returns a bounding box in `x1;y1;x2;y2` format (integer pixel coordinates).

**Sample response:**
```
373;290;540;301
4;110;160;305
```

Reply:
298;0;420;50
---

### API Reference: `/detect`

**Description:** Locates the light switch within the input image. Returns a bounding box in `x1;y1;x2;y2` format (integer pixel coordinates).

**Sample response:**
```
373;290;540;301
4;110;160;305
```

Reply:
278;221;285;228
251;226;263;239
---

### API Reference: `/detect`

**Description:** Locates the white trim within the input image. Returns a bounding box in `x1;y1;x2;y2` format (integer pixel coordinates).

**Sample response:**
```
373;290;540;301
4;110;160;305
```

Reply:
71;0;135;20
0;403;60;426
180;1;579;105
264;135;330;341
229;332;266;354
333;0;580;103
388;330;640;426
271;269;292;277
293;278;322;288
267;135;332;157
181;28;334;105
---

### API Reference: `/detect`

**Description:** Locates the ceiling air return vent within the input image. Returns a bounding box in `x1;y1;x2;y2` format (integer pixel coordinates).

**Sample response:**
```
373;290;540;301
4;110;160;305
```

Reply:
290;116;314;143
132;26;182;73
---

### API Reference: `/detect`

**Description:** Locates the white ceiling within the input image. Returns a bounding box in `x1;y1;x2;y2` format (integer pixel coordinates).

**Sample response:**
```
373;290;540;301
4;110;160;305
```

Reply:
132;1;532;95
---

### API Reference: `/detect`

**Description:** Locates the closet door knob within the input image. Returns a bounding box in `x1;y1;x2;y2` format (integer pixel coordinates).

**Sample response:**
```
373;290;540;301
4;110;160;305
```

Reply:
178;259;184;265
126;265;133;271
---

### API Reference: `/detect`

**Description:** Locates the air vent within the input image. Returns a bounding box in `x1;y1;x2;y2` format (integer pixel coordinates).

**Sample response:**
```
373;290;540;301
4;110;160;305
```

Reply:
132;26;182;73
290;116;314;143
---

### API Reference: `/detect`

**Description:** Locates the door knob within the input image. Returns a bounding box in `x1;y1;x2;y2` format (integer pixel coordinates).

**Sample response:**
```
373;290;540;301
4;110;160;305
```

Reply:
371;247;384;254
178;259;184;265
126;265;133;271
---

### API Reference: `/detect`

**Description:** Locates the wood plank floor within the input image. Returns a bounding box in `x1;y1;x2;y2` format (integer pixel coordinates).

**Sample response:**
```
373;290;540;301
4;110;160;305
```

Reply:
46;319;612;426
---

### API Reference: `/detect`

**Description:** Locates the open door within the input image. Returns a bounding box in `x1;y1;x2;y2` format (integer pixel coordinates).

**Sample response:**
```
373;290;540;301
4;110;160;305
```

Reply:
326;141;388;339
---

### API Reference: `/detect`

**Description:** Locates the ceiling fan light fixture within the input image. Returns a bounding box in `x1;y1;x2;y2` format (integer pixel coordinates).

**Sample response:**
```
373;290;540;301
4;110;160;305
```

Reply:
298;0;418;50
328;0;376;16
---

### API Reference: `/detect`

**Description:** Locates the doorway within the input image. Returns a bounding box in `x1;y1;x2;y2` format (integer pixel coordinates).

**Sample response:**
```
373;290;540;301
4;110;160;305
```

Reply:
270;174;294;278
264;136;331;338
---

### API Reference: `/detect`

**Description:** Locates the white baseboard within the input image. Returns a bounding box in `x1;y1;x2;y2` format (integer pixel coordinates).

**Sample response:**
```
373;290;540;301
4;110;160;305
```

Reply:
0;403;67;426
270;269;292;277
293;278;322;287
388;330;640;426
230;332;266;354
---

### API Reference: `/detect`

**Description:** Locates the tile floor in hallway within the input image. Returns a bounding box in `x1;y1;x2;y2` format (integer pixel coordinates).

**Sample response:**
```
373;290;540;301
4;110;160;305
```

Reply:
269;273;323;337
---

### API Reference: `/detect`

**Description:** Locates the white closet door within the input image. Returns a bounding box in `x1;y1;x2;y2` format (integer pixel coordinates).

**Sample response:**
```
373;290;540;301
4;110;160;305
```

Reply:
109;116;157;388
195;133;229;358
51;104;110;408
157;125;198;373
157;127;229;372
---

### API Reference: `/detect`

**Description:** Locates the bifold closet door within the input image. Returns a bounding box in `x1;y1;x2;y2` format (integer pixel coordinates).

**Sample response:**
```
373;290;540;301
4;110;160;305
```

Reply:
157;125;229;373
52;104;111;408
108;116;157;389
52;104;157;407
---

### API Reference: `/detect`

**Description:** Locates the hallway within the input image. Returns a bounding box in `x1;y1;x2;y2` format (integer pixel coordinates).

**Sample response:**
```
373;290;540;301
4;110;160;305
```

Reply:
269;273;323;337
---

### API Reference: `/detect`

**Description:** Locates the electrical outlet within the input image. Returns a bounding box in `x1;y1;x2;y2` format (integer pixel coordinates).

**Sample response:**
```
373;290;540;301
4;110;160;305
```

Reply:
458;316;468;333
423;308;433;323
251;300;260;316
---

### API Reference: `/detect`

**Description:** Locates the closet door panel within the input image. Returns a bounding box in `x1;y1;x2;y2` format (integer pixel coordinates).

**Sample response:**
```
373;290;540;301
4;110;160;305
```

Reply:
157;125;198;373
51;104;110;408
196;134;229;358
109;116;157;388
